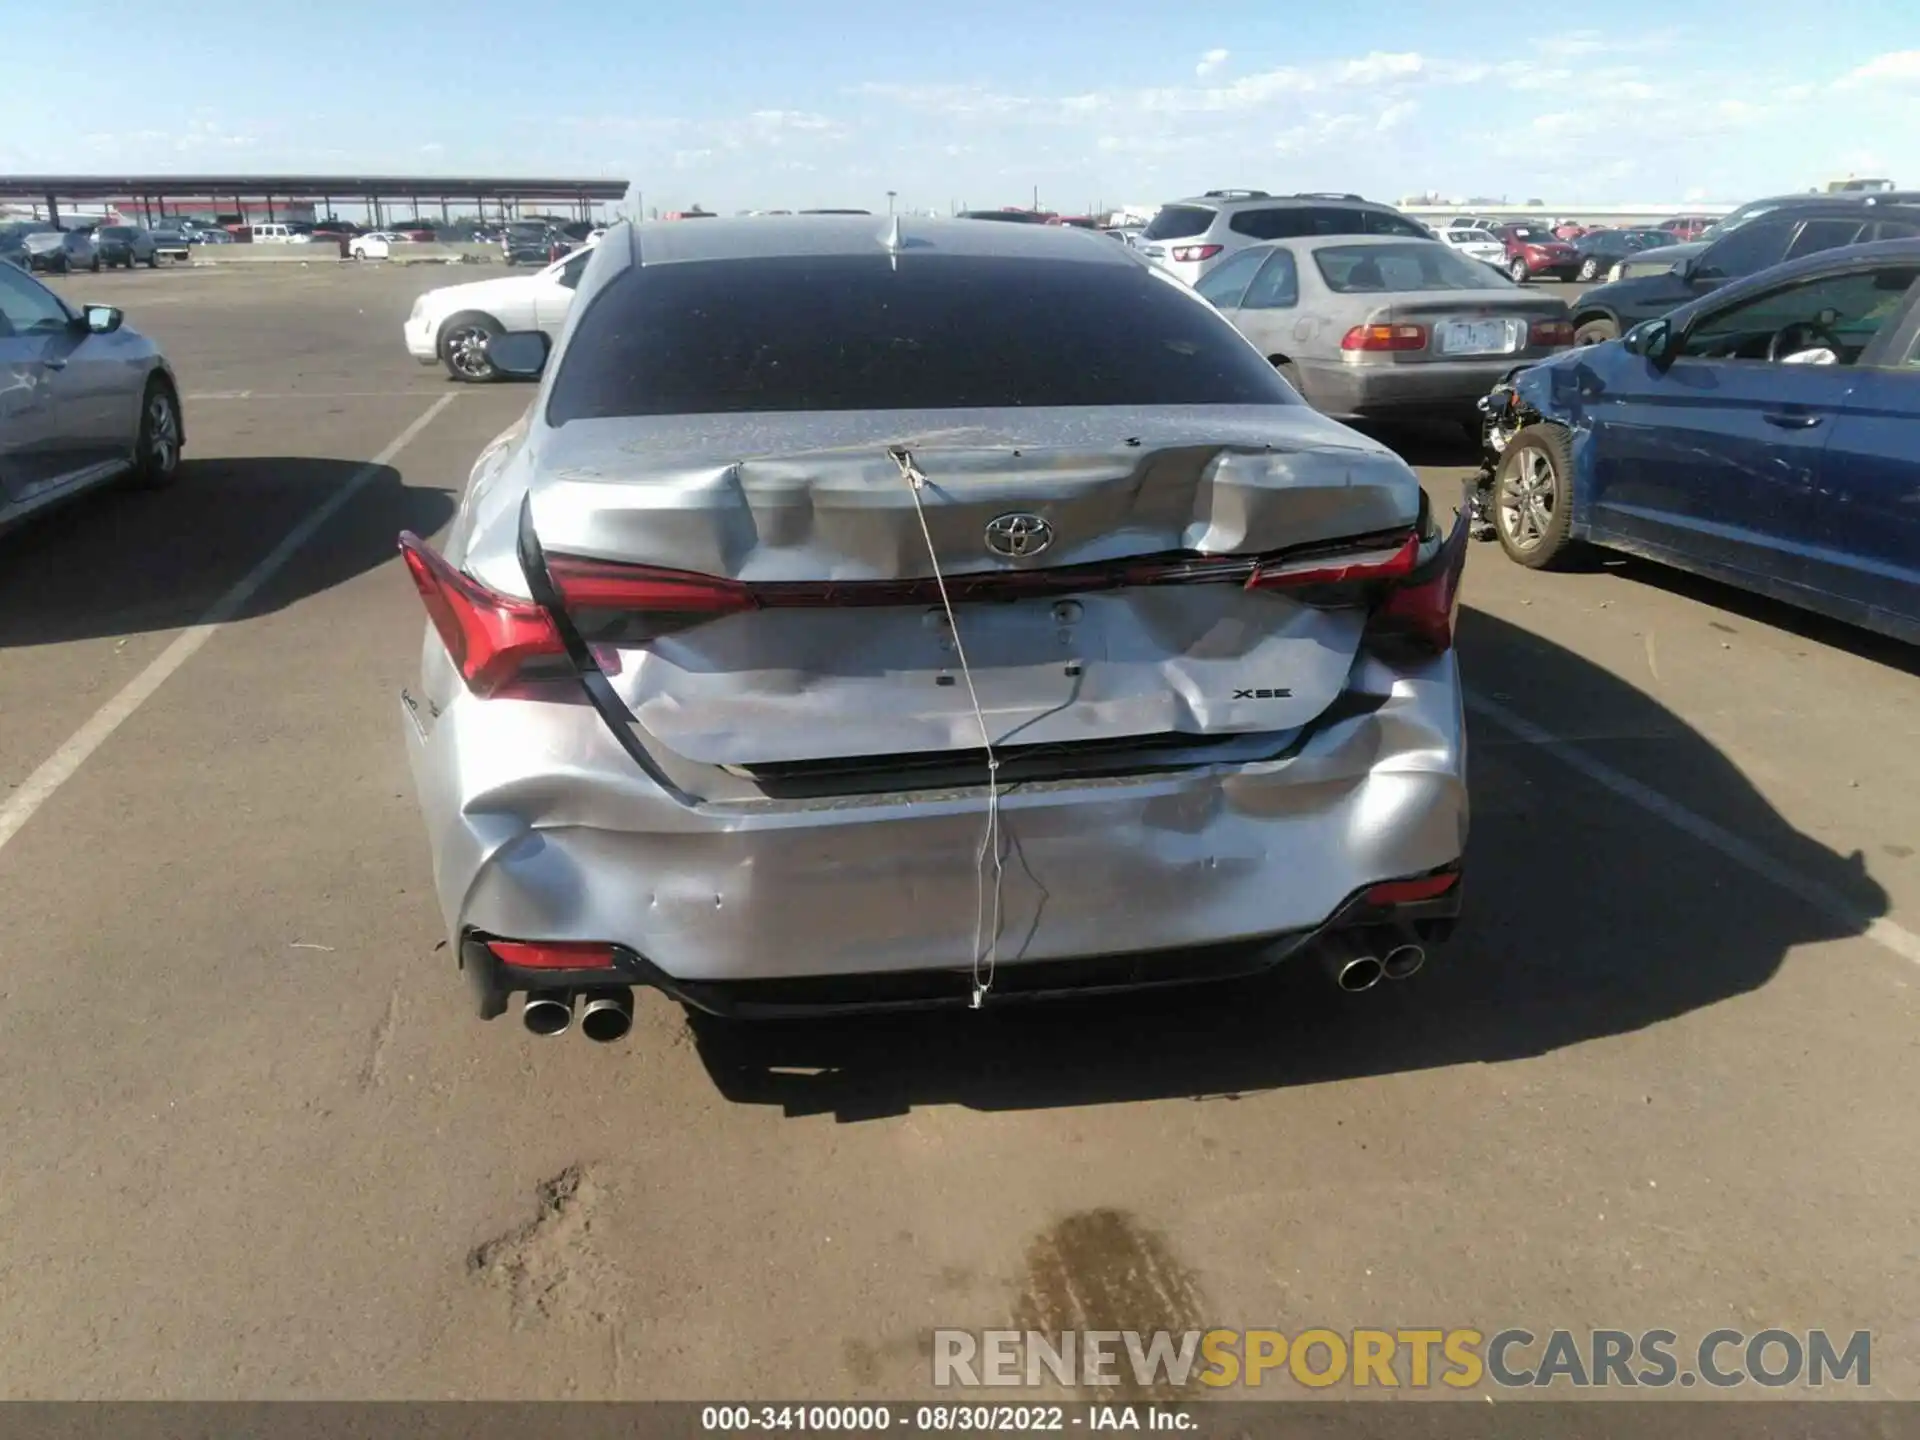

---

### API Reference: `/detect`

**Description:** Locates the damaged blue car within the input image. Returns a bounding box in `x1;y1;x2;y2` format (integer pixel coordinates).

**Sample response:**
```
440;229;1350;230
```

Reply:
1473;238;1920;645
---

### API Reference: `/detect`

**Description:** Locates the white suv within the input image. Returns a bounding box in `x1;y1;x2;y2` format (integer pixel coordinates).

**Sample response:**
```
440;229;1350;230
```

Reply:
1137;191;1431;287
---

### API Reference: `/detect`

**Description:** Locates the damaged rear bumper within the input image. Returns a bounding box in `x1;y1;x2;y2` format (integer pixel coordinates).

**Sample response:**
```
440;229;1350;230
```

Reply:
402;648;1469;1018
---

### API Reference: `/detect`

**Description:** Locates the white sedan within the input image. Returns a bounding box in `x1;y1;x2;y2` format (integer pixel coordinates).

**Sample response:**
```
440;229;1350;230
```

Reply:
1440;226;1507;268
403;243;596;381
349;231;408;260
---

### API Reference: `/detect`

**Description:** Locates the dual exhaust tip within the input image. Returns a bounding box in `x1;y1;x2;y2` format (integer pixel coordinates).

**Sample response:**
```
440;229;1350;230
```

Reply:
1318;928;1426;993
522;986;635;1042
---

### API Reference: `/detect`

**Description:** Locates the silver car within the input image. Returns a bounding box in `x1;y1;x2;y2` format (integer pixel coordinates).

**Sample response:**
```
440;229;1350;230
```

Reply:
1195;235;1574;423
399;216;1469;1041
23;227;100;274
0;263;185;531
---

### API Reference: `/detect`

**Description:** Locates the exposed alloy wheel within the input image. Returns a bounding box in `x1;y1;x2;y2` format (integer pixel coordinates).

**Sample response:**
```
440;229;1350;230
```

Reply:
1508;257;1530;283
129;380;183;489
1492;425;1578;569
439;315;502;382
1577;257;1600;282
1573;316;1619;346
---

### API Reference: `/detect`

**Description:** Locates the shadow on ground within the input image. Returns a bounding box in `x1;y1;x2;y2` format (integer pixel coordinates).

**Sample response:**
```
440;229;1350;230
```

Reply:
684;605;1889;1120
0;459;454;647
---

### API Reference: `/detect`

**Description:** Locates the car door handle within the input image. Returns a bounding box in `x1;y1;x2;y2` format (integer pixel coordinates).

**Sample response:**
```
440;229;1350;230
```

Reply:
43;357;67;370
1761;411;1822;429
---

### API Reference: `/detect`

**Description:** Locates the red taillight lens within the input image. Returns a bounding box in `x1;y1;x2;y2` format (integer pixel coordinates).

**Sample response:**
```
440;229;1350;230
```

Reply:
1340;324;1428;352
1364;870;1460;906
545;554;757;618
1364;512;1470;655
1530;319;1575;347
1247;533;1418;590
486;939;615;970
1171;243;1223;263
398;531;567;697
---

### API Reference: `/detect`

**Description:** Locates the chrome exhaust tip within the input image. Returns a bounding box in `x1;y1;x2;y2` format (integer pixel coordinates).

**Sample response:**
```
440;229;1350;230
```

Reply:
1318;934;1384;993
1382;942;1426;980
578;987;635;1044
522;989;573;1037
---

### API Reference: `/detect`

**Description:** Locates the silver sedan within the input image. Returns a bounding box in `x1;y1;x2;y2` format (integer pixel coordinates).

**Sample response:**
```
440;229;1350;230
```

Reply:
0;262;185;532
398;216;1470;1041
1195;234;1575;423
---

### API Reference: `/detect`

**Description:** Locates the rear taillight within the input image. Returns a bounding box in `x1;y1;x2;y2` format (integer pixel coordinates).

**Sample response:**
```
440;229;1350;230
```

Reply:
1363;512;1470;655
1171;243;1223;263
1340;324;1428;352
1529;319;1575;347
486;939;615;970
546;554;757;618
1247;533;1418;590
398;531;567;696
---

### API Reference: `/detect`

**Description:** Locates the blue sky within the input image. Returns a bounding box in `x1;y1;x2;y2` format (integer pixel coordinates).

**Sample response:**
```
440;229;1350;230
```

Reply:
5;0;1918;213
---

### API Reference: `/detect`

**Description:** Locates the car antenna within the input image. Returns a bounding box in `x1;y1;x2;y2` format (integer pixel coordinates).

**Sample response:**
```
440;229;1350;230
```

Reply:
888;444;1003;1009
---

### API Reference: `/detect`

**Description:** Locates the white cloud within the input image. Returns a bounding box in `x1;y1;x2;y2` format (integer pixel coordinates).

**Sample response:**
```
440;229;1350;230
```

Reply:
1195;48;1228;79
419;142;445;155
1837;51;1920;88
1375;99;1417;132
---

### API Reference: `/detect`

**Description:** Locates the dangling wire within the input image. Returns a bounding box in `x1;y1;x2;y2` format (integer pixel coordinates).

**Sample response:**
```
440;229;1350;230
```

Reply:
889;445;1003;1008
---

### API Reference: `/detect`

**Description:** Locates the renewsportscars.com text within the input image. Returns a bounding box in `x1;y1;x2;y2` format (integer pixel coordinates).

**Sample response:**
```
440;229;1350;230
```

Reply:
932;1328;1872;1391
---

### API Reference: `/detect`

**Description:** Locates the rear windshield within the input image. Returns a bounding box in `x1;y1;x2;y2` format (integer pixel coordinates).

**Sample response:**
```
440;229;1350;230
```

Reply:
98;227;135;239
1141;205;1215;241
546;254;1298;421
1314;243;1511;292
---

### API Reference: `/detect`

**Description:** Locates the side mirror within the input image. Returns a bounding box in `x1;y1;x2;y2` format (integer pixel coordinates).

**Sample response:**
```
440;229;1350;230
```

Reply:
1622;318;1673;365
487;330;551;379
83;305;123;334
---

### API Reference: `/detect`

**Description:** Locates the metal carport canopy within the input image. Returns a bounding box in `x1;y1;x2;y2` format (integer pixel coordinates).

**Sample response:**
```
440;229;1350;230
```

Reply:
0;173;629;202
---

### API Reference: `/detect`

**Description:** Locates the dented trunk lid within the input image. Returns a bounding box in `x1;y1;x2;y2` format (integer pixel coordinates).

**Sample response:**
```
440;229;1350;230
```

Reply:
523;405;1422;769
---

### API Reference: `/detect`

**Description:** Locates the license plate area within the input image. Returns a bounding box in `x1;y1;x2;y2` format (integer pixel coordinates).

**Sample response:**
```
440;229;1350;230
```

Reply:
1436;318;1524;355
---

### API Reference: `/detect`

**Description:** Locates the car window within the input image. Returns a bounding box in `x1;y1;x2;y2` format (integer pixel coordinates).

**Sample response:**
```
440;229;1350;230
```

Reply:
547;254;1299;421
1784;218;1868;261
1228;208;1311;241
1679;266;1920;364
0;264;73;336
1695;218;1794;279
1192;247;1268;308
1363;210;1429;238
1141;205;1216;242
1304;207;1368;235
1865;219;1920;243
555;251;592;289
1239;250;1299;309
1314;242;1509;292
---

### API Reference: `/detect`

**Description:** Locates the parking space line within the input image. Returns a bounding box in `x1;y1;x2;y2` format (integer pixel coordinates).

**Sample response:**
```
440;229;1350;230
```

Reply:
0;393;459;856
1467;692;1920;967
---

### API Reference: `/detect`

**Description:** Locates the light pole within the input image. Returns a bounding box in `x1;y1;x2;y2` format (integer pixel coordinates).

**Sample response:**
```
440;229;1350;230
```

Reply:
887;190;897;215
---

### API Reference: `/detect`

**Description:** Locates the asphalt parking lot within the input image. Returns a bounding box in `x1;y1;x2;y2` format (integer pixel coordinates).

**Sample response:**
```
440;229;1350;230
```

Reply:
2;260;1917;1401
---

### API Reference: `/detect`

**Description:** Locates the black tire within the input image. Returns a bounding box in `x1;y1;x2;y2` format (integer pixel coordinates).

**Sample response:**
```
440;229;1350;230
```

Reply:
1491;424;1579;569
128;377;184;490
90;255;101;273
145;251;158;268
1274;358;1306;402
438;312;503;382
54;255;69;274
1507;257;1530;284
1573;316;1619;346
1577;257;1601;282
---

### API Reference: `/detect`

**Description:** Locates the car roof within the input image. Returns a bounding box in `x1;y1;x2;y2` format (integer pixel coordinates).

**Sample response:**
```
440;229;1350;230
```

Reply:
1162;192;1391;211
625;214;1137;267
1729;201;1920;226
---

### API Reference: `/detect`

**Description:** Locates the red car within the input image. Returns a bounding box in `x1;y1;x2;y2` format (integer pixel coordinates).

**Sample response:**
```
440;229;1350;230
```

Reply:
1658;215;1714;241
1496;223;1580;282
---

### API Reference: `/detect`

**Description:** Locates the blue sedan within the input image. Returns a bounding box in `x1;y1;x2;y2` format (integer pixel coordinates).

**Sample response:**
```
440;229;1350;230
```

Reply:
1474;237;1920;644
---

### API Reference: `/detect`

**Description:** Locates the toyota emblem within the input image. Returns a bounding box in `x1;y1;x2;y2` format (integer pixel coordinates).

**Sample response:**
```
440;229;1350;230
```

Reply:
984;512;1054;559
